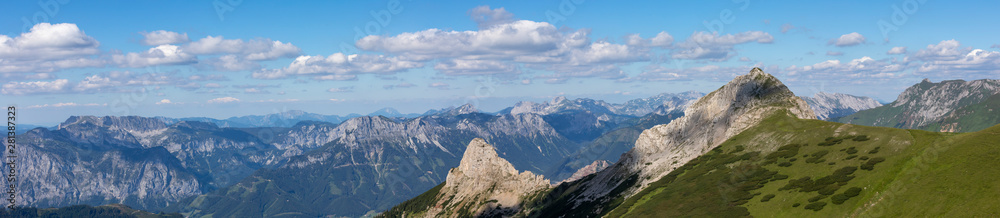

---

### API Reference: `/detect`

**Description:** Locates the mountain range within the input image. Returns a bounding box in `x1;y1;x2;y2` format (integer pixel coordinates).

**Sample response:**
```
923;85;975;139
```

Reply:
12;72;998;217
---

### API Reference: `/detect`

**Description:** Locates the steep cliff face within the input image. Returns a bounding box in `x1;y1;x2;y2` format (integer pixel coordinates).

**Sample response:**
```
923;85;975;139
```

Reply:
425;139;550;217
836;79;1000;130
801;92;883;120
563;68;815;212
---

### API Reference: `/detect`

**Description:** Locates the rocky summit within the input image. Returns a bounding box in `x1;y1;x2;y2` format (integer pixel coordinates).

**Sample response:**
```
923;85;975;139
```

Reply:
569;67;815;210
425;138;550;217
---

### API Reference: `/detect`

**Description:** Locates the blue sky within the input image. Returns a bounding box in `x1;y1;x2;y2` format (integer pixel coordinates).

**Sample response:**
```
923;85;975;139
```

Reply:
2;0;999;125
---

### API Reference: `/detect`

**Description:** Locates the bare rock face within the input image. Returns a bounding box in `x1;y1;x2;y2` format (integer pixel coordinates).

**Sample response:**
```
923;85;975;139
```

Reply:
428;138;549;217
562;160;611;183
576;68;815;204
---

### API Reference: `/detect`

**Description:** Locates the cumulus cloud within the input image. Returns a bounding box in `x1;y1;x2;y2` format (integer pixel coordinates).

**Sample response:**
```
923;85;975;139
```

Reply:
199;55;261;71
0;23;104;73
207;97;240;103
26;102;105;109
112;45;197;68
887;46;907;55
383;82;416;89
468;6;516;29
783;56;906;80
140;30;190;45
326;87;354;92
156;99;173;104
1;79;70;95
671;31;774;61
434;59;518;76
911;40;970;61
184;36;301;61
252;53;423;80
913;41;1000;75
357;20;563;60
624;31;673;48
830;32;866;47
429;82;450;90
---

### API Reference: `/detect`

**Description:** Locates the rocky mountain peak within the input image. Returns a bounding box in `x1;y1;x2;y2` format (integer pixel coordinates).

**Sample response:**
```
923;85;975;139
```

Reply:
431;138;549;217
578;68;815;200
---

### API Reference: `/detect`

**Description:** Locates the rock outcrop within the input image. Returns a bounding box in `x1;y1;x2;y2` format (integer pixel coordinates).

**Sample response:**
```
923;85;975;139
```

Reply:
562;160;611;183
801;92;883;120
426;138;550;217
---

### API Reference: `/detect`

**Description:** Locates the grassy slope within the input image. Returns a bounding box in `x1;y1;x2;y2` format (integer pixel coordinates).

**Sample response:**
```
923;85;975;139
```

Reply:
610;110;1000;217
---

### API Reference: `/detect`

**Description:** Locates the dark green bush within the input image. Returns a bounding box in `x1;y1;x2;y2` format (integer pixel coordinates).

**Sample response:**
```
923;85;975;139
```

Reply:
807;194;826;202
792;203;801;207
861;157;886;171
846;147;858;154
852;135;870;141
868;147;881;154
804;202;827;211
845;155;858;160
778;162;792;167
760;194;776;202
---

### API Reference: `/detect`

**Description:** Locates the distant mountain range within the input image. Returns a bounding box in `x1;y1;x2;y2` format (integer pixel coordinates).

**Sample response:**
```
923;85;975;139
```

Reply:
801;92;883;120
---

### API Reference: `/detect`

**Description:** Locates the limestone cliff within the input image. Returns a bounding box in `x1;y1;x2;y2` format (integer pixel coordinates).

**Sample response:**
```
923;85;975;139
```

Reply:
426;138;550;217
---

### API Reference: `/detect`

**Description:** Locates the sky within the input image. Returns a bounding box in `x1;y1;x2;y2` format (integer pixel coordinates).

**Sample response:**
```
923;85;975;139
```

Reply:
1;0;999;125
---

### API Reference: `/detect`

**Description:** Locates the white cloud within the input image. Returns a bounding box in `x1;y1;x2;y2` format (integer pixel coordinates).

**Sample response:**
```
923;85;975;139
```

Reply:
650;31;674;47
140;30;190;46
156;99;172;104
830;32;866;47
434;59;518;76
916;49;1000;74
326;87;354;92
1;79;70;95
429;82;450;89
0;23;104;73
207;97;240;103
184;36;301;61
887;46;907;55
244;88;269;94
624;31;673;48
357;20;563;60
26;102;105;109
912;40;969;61
826;51;844;56
781;23;795;33
671;31;774;61
783;56;906;80
252;53;423;80
468;5;516;29
112;45;197;68
383;82;416;89
200;55;261;71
